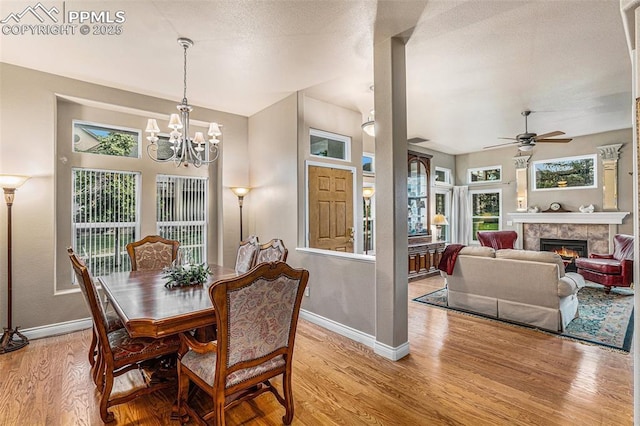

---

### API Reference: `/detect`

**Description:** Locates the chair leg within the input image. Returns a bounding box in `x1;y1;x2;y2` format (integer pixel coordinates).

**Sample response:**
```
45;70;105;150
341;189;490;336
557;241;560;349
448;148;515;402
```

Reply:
214;400;225;426
176;366;190;424
95;350;106;390
282;372;294;425
605;286;612;294
89;328;97;367
100;370;115;423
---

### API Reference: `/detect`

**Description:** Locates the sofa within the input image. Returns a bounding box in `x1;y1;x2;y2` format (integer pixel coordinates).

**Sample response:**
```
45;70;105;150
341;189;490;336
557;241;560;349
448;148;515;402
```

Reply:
445;247;585;332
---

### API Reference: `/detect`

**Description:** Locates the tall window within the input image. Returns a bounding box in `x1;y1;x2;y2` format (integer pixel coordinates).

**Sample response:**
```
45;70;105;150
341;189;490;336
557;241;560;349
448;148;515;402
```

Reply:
72;168;140;276
470;189;501;243
434;189;451;242
156;175;208;263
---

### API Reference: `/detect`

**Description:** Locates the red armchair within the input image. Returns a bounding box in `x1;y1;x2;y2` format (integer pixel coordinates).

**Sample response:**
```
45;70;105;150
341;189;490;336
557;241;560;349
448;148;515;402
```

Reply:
575;234;634;293
477;230;518;250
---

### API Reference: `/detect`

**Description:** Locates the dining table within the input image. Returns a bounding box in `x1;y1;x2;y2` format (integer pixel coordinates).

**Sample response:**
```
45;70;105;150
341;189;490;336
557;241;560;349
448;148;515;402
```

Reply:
98;264;239;339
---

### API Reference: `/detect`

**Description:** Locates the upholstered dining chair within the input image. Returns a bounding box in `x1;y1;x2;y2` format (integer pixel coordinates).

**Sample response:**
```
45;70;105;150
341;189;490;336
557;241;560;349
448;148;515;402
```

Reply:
477;230;518;250
126;235;180;271
68;248;180;423
234;235;259;273
255;238;288;265
176;261;309;425
575;234;634;293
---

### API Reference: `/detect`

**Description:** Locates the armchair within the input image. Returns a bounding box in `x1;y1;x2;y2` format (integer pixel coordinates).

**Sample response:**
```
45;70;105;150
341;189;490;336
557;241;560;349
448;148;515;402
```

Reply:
477;230;518;250
126;235;180;271
255;238;288;265
234;235;259;273
575;234;634;293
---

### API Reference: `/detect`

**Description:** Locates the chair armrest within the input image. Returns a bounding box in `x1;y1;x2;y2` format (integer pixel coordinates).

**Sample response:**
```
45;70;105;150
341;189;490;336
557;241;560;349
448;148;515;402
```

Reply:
621;259;634;286
179;332;217;355
589;253;614;259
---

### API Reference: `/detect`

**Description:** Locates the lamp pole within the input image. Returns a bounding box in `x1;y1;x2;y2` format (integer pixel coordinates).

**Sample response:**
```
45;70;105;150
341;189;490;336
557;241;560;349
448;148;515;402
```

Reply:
0;175;30;354
230;187;251;241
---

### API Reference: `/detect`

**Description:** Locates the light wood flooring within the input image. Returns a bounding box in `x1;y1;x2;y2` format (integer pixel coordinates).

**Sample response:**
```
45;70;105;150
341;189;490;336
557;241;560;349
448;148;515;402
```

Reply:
0;275;633;425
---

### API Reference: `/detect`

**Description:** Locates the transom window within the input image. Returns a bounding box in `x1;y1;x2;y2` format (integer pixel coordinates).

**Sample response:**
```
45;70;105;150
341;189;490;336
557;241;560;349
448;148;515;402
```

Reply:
72;120;140;158
309;128;351;161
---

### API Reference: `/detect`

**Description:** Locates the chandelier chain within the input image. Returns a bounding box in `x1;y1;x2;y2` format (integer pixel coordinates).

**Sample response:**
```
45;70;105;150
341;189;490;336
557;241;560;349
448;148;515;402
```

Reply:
183;43;188;103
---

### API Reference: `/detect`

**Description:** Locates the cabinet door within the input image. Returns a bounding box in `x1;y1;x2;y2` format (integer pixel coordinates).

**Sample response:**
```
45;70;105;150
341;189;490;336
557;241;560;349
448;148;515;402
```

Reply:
408;153;431;236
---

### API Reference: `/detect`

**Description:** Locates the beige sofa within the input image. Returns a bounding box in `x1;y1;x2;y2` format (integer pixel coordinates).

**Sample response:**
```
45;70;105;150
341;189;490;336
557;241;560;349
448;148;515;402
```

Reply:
445;247;585;332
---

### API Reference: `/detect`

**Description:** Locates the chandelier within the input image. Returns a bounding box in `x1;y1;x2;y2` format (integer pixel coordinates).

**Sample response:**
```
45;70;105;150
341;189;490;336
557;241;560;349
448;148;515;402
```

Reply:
145;37;222;167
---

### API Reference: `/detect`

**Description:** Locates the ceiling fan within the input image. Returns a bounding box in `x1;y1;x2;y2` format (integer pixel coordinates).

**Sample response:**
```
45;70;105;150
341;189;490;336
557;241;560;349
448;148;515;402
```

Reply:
484;110;572;151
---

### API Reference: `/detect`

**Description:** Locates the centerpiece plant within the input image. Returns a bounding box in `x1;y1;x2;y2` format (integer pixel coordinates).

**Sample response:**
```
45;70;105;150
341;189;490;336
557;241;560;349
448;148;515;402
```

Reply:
164;262;211;288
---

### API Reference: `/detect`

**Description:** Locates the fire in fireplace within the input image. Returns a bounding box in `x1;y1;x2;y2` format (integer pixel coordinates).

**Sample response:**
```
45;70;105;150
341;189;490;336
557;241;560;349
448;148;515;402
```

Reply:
539;238;588;272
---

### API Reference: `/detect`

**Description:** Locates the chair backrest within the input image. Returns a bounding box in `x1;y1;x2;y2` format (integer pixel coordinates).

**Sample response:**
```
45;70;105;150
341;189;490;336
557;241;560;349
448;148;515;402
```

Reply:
255;239;288;265
67;248;112;356
209;261;309;388
477;231;517;250
613;234;634;260
235;235;259;273
126;235;180;271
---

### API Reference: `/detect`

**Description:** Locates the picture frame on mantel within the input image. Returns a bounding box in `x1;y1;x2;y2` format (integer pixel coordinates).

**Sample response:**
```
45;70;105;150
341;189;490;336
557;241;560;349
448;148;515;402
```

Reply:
531;154;597;191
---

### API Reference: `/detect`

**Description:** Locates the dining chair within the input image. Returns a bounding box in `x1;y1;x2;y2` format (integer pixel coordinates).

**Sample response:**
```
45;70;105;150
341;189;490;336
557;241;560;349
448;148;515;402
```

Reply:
176;261;309;425
255;238;288;265
234;235;259;273
126;235;180;271
67;248;181;423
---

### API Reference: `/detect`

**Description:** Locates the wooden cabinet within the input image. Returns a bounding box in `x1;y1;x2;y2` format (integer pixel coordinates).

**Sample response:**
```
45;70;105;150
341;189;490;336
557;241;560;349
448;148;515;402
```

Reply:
408;151;442;279
408;239;445;279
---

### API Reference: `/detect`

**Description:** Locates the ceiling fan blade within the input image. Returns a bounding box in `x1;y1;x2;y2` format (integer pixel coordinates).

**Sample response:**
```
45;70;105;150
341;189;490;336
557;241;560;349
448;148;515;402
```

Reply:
535;138;572;143
534;131;564;140
484;141;519;149
498;137;518;141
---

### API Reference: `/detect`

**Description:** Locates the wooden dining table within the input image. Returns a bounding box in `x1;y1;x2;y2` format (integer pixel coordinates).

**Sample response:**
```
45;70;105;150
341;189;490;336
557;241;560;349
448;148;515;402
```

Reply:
98;264;238;339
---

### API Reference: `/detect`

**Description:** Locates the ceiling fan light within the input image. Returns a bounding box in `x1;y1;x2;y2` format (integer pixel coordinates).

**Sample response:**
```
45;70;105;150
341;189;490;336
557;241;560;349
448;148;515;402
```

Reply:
519;144;534;152
362;120;375;137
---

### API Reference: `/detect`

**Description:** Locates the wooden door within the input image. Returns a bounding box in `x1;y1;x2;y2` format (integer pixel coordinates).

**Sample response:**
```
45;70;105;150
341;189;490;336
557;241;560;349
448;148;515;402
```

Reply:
308;166;354;252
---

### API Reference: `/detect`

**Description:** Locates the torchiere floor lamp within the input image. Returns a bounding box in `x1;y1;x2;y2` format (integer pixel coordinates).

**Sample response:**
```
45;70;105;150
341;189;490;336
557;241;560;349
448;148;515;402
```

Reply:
0;174;30;354
362;187;375;254
230;187;251;241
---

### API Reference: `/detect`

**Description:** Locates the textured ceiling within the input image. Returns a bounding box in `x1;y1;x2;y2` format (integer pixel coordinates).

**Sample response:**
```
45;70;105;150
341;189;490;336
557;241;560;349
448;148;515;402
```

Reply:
0;0;631;154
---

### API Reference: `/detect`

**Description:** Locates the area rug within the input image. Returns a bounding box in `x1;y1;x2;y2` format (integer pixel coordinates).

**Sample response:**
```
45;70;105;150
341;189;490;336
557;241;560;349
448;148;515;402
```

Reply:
413;286;634;352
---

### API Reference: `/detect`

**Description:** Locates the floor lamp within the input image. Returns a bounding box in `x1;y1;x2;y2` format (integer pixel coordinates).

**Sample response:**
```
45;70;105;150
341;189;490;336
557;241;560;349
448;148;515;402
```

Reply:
230;187;251;241
0;174;30;354
362;187;375;254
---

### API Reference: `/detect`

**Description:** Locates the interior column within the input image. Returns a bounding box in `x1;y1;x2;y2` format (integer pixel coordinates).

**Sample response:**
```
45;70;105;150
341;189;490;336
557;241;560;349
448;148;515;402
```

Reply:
373;35;410;360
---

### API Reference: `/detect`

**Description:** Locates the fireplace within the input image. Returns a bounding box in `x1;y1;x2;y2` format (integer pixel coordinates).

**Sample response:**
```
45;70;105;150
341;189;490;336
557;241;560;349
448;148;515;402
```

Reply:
539;238;588;272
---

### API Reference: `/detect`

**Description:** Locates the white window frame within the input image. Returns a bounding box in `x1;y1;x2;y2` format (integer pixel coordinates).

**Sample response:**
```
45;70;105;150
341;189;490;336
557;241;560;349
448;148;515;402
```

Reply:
469;188;502;244
434;166;452;187
71;167;141;278
309;128;351;162
72;119;142;158
363;152;375;176
434;188;451;242
467;165;502;184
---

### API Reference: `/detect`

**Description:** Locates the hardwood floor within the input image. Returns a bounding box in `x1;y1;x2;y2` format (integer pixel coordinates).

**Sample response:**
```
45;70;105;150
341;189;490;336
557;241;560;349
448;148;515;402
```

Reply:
0;275;633;425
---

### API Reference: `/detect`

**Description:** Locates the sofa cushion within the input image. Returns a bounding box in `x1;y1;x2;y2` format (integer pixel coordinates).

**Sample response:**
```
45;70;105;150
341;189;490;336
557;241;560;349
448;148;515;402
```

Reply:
575;257;622;274
459;246;495;257
495;249;565;277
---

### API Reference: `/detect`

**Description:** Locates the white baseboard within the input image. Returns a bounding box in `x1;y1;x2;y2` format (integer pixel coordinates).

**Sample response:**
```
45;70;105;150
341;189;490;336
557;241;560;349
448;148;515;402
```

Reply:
299;309;411;361
374;340;410;361
21;317;92;340
300;309;376;348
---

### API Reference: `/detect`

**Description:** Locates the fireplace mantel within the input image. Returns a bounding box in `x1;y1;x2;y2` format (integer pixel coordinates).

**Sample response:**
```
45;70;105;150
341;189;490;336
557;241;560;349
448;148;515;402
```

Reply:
508;212;629;225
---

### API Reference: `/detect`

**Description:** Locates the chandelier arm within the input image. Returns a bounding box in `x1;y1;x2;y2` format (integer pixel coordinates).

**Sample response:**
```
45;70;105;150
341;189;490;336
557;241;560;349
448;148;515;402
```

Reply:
146;143;178;163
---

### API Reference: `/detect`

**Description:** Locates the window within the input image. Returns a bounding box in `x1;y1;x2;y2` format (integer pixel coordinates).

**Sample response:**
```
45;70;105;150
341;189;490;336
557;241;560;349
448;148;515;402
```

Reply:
434;166;452;186
434;189;451;242
73;120;141;158
468;165;501;184
72;168;140;276
470;189;501;243
156;175;208;263
362;152;375;175
310;128;351;161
